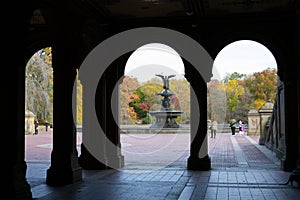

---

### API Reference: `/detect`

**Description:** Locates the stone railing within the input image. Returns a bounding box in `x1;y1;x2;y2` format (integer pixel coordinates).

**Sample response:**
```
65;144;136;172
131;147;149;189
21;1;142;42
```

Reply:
25;110;35;135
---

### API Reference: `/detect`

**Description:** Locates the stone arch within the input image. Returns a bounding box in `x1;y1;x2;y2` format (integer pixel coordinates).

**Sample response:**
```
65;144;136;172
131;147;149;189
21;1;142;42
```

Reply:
204;31;291;82
25;8;53;62
205;33;297;170
116;43;192;168
78;27;213;170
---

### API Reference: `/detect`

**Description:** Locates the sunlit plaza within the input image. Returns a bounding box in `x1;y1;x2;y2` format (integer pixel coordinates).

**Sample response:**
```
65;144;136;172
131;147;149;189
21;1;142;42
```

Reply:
25;127;300;200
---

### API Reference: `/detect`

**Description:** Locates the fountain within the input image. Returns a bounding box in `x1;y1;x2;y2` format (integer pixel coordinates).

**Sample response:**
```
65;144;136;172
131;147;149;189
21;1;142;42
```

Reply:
149;74;183;128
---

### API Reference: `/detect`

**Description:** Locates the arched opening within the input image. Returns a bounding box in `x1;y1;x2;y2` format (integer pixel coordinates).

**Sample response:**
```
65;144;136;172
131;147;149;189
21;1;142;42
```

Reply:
208;39;279;169
25;47;54;184
118;43;191;170
24;46;83;186
10;2;300;199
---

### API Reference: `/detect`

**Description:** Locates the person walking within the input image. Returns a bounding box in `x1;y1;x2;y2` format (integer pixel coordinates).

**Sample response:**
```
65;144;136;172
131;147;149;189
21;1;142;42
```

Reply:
229;119;237;136
207;120;212;131
211;120;218;139
45;120;49;132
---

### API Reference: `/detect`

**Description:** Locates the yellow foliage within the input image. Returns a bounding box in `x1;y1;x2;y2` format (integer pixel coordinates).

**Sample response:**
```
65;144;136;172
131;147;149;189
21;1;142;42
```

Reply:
76;80;83;125
255;99;266;110
227;79;245;96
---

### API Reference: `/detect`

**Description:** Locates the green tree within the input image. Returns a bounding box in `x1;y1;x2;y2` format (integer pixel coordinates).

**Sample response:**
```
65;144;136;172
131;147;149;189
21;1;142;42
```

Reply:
223;72;246;83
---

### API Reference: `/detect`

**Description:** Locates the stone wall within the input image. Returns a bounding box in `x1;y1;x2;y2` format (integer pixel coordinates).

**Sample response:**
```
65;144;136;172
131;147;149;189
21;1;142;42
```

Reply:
25;110;35;135
247;109;260;136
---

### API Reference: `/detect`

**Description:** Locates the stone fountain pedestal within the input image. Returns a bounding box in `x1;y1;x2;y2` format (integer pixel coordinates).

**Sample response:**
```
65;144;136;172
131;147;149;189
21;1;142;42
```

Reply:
149;74;183;129
149;109;183;128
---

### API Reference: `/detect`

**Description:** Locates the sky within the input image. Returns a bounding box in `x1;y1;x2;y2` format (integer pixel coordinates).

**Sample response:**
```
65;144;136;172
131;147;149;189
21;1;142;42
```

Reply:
124;43;185;82
124;40;277;82
212;40;277;81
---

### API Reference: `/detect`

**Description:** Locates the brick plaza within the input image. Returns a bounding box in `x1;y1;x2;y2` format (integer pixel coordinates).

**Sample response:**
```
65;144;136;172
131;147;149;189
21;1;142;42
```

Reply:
25;130;300;200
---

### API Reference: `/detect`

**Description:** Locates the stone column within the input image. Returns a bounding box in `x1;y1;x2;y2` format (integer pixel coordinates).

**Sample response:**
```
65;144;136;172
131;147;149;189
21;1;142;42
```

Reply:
185;63;211;170
278;11;300;171
275;81;286;163
7;8;32;199
77;21;110;169
9;47;33;200
78;75;108;169
258;100;273;145
104;61;125;169
247;109;260;136
46;33;82;186
296;9;300;168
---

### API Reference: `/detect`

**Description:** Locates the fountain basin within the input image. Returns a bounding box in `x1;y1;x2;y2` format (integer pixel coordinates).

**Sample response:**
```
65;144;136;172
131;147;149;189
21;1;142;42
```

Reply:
149;109;183;128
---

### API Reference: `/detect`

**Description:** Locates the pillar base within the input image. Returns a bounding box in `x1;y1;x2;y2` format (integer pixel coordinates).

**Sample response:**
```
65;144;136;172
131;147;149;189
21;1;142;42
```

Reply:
107;155;125;169
187;155;211;170
282;158;297;172
9;162;32;199
46;165;82;186
259;137;265;145
78;144;108;170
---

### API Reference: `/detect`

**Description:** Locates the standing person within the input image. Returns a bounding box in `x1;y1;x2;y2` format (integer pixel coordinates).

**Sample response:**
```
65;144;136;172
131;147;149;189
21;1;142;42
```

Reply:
240;121;246;135
34;120;39;135
229;119;237;136
211;120;218;139
207;120;212;132
45;120;49;132
238;119;244;135
238;119;242;133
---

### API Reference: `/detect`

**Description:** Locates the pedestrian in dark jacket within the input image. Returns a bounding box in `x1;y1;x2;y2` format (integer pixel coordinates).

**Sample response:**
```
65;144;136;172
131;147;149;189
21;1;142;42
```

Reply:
34;120;39;135
229;119;237;136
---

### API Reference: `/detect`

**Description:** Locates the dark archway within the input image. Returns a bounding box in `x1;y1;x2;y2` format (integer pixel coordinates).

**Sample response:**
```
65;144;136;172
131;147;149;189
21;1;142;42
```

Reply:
8;2;300;199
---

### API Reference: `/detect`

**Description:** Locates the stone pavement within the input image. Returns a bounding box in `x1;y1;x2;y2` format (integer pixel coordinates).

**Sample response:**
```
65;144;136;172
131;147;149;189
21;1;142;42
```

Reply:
25;131;300;200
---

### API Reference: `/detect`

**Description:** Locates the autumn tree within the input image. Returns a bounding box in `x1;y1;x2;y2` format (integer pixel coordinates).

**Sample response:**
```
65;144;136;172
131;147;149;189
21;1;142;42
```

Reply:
26;47;53;122
128;88;153;124
207;79;227;122
219;69;277;122
226;79;245;114
120;76;191;124
76;78;83;125
139;80;162;110
119;76;140;124
169;78;190;122
244;68;277;109
221;72;248;122
233;86;254;122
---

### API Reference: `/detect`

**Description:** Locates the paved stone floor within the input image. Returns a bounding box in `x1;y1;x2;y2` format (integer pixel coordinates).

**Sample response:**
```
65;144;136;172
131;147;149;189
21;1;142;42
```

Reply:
25;130;300;200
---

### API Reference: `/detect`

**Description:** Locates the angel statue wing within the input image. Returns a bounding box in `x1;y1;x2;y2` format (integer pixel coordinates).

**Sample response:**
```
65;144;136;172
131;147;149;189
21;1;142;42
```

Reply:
155;74;165;80
167;75;176;79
